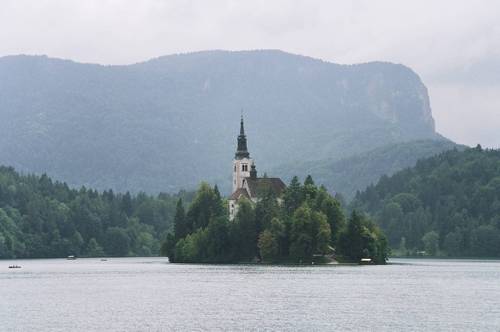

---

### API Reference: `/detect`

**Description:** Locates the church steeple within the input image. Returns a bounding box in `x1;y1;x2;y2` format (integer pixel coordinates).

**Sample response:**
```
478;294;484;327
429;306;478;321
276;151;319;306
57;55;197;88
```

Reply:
240;115;245;136
235;115;250;159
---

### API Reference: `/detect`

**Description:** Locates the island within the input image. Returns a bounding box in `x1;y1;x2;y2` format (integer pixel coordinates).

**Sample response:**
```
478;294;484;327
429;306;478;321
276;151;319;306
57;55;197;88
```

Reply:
161;118;389;264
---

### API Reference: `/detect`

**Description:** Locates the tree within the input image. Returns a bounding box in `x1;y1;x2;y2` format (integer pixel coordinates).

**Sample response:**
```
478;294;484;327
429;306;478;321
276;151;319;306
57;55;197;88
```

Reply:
205;216;232;262
472;225;500;257
289;204;331;262
104;227;131;256
421;231;439;256
186;183;224;230
337;211;369;262
269;217;288;258
121;192;133;217
86;238;104;257
258;230;279;262
337;211;388;263
316;189;345;245
173;199;188;241
443;231;462;256
303;175;317;201
254;187;279;233
160;233;176;261
283;176;304;215
232;198;257;260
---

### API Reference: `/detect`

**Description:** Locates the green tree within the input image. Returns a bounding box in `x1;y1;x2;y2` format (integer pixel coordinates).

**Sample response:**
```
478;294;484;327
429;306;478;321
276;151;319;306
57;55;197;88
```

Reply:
289;204;331;262
283;176;304;215
104;227;131;256
186;183;224;230
443;231;462;256
471;225;500;257
303;175;317;201
258;230;279;262
421;231;439;256
254;187;279;233
160;233;176;261
205;216;232;262
232;198;257;260
337;211;387;263
316;189;345;245
337;211;368;262
173;199;188;241
86;237;104;257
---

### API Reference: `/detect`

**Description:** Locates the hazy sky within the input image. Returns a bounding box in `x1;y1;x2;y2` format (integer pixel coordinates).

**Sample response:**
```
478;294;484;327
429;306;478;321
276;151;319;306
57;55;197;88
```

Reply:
1;0;499;147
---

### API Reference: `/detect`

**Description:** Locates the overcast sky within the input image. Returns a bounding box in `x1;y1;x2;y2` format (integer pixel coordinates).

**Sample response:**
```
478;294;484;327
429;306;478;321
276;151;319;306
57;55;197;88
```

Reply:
1;0;499;147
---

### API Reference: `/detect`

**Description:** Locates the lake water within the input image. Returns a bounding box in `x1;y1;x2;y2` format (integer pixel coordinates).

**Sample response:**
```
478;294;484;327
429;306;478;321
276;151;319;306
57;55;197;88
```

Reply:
1;258;500;331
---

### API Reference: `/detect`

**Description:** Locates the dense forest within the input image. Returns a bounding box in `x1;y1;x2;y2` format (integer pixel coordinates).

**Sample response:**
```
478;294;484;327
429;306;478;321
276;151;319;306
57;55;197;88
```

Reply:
352;146;500;257
162;177;389;264
0;166;192;258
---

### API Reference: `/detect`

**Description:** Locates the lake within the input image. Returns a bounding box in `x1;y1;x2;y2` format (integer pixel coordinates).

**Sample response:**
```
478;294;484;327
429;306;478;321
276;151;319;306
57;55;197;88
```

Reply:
1;258;499;331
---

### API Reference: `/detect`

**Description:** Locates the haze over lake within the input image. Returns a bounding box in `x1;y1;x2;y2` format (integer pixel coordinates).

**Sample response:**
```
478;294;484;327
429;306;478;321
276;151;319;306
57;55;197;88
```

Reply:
2;258;499;331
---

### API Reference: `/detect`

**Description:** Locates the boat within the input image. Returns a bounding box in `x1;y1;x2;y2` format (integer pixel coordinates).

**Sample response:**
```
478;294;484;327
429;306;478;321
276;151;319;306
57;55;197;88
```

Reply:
67;255;76;260
8;265;21;269
360;258;373;265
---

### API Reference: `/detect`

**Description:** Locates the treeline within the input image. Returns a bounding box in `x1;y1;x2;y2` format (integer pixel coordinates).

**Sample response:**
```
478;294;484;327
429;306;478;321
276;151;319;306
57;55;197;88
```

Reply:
0;166;192;258
162;176;389;264
352;146;500;257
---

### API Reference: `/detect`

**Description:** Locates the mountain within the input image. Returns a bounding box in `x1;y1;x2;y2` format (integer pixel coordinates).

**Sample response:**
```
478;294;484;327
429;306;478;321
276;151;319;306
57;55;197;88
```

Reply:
273;139;459;201
351;146;500;257
0;50;439;193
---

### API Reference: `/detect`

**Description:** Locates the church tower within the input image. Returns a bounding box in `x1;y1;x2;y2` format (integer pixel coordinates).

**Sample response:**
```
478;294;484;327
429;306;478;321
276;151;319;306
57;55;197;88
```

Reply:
232;116;254;193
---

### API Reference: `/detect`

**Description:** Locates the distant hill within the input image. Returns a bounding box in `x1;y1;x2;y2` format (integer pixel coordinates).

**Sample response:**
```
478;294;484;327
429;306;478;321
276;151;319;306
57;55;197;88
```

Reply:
0;50;439;193
274;139;459;201
351;146;500;257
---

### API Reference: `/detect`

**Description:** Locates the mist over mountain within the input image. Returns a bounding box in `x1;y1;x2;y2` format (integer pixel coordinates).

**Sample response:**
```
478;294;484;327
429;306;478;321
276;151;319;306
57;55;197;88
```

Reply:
0;50;441;194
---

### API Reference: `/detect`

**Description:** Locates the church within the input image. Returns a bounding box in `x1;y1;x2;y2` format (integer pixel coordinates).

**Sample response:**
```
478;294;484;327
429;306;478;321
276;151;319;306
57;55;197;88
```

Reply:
228;117;286;220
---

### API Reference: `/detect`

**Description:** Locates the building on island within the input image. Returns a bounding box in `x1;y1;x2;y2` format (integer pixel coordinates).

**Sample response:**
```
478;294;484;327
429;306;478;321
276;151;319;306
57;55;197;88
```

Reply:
228;117;286;220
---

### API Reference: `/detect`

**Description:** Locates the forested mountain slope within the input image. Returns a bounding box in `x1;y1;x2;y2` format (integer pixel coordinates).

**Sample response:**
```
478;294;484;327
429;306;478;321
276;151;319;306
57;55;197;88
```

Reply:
351;146;500;257
0;50;438;194
274;139;458;201
0;166;193;258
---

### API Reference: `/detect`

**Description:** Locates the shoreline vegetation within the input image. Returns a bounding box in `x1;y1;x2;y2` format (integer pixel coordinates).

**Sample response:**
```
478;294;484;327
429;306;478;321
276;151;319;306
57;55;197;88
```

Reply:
0;165;192;259
0;165;388;264
161;176;389;265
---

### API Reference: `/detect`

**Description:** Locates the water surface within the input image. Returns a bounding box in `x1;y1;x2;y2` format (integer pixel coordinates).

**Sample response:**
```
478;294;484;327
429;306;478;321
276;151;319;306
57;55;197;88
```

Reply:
1;258;499;331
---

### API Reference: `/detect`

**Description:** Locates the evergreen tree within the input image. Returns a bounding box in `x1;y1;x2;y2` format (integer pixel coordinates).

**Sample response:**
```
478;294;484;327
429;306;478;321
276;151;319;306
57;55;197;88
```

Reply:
173;199;188;241
337;211;377;262
283;176;304;215
186;182;224;230
232;198;257;260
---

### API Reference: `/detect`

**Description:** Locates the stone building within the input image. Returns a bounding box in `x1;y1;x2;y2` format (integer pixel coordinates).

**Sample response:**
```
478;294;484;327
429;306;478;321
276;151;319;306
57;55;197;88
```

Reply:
228;117;286;220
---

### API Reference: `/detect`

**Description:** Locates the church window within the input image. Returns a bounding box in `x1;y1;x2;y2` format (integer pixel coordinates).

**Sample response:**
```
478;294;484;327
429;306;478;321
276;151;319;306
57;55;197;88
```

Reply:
242;164;248;172
234;165;236;172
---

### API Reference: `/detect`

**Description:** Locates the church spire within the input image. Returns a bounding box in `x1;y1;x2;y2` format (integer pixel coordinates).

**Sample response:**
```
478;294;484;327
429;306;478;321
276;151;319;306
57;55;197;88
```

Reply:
240;115;245;136
235;115;250;159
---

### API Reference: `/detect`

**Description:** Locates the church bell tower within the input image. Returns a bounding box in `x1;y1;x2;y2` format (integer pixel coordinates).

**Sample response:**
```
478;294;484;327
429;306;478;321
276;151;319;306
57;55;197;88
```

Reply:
232;116;254;193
